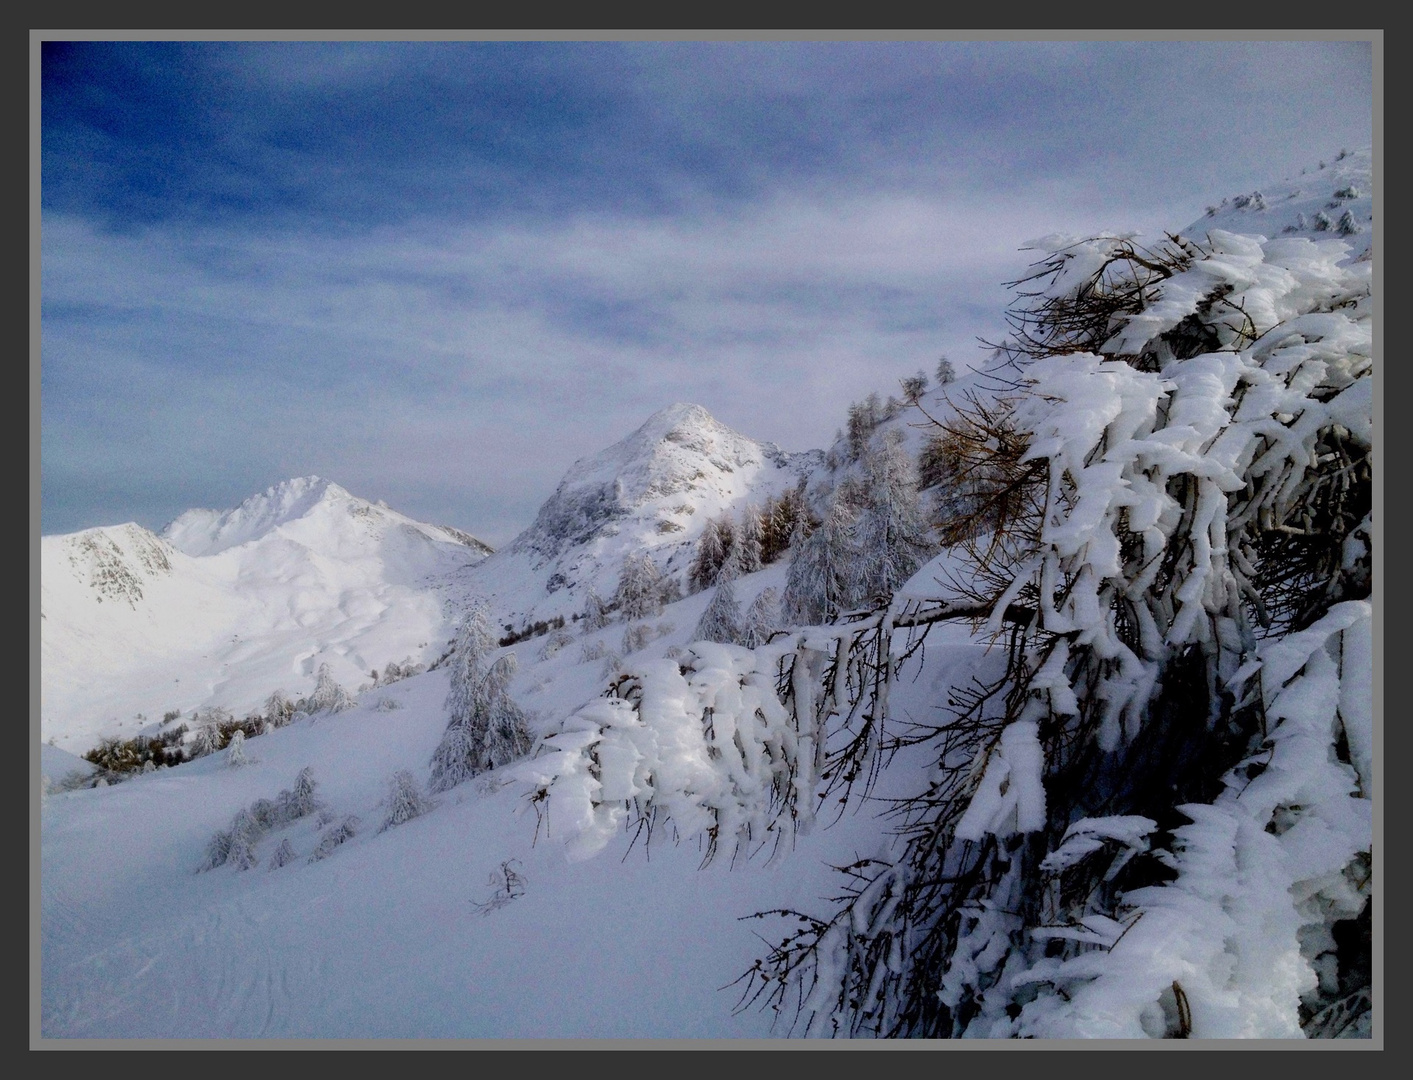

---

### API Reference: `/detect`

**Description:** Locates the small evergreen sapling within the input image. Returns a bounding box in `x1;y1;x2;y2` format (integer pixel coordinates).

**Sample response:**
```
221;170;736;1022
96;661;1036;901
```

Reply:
226;729;251;768
308;816;359;863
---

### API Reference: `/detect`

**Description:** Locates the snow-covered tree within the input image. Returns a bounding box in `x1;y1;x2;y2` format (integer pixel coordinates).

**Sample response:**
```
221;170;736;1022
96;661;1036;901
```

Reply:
740;587;779;649
226;808;262;871
901;370;929;403
187;720;223;760
693;550;744;645
225;729;249;768
581;589;611;632
308;816;359;863
307;663;355;715
736;504;764;575
267;838;297;870
429;606;533;792
735;229;1374;1038
935;356;956;385
852;429;935;605
761;485;810;565
263;690;294;728
380;770;436;832
779;494;859;627
688;514;735;593
613;552;666;621
278;767;321;822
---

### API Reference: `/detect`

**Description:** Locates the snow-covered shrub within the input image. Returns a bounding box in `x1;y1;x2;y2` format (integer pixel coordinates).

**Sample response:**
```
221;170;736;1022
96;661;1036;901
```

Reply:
730;230;1372;1038
517;640;810;865
539;628;576;660
470;860;528;915
599;650;625;681
373;696;402;712
621;622;656;656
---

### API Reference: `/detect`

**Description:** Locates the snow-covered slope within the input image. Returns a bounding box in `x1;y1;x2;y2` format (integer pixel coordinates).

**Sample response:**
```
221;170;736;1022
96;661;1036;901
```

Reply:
1185;146;1373;261
469;402;823;629
41;478;492;752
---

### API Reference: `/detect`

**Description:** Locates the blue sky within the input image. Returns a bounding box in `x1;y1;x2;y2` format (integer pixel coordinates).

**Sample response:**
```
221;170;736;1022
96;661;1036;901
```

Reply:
39;38;1375;546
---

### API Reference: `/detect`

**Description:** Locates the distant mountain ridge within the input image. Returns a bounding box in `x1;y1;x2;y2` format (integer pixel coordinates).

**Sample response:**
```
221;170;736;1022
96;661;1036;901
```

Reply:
162;476;493;559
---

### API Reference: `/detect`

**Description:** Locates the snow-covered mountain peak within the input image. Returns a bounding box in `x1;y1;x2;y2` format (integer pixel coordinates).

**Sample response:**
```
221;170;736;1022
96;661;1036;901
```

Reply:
160;475;493;561
560;402;764;489
43;478;496;750
162;476;348;557
474;402;822;626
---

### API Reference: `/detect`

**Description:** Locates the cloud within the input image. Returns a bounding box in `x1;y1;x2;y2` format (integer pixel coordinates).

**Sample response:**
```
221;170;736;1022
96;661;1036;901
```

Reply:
40;39;1375;542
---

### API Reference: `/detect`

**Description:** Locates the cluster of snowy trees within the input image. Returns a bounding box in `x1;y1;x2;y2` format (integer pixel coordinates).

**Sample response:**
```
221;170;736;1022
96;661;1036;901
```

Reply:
688;489;811;595
522;225;1374;1039
199;767;322;871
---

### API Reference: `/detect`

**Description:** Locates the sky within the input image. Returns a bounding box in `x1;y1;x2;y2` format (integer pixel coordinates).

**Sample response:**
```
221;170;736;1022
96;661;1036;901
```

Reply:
38;36;1376;547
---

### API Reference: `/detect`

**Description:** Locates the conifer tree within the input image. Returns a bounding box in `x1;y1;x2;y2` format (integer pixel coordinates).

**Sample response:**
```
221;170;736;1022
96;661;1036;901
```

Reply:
688;514;735;593
780;493;859;627
226;728;250;768
581;589;610;632
693;547;744;644
736;504;764;574
740;586;779;648
307;663;355;715
429;606;533;792
380;769;436;832
613;553;665;620
853;429;936;604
